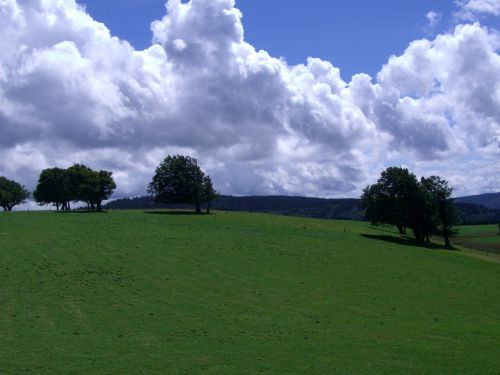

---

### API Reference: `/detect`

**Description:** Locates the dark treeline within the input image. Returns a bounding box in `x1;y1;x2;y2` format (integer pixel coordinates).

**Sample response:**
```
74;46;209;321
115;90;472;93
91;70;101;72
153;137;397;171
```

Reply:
455;192;500;210
106;195;365;220
33;165;116;211
455;202;500;225
105;194;500;225
215;196;365;220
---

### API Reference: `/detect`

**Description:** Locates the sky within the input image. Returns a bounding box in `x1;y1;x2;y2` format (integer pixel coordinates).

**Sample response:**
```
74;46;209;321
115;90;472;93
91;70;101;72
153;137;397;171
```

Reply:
76;0;500;79
0;0;499;200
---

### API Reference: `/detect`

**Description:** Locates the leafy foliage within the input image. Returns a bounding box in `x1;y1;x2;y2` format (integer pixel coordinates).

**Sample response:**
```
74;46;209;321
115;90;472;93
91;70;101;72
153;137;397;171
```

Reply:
362;167;459;247
362;167;420;235
0;176;30;211
34;165;116;211
33;168;71;210
148;155;216;213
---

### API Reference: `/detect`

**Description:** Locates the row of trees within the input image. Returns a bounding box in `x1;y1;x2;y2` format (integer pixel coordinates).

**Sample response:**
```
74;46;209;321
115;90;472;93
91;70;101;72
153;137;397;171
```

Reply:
33;165;116;211
362;167;458;247
0;177;30;211
1;156;218;213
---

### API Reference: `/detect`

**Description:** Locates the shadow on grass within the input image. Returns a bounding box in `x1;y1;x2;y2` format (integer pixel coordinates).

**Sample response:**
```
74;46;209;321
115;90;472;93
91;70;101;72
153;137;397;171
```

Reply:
144;210;209;216
55;210;108;214
361;234;456;251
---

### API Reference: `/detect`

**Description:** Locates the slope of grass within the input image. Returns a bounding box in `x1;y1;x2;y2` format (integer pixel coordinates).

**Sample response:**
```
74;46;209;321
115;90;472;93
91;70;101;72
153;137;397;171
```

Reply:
0;211;499;374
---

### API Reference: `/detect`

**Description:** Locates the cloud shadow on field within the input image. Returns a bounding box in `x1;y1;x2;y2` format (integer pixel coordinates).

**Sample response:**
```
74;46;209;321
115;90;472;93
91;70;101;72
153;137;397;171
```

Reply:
361;234;455;251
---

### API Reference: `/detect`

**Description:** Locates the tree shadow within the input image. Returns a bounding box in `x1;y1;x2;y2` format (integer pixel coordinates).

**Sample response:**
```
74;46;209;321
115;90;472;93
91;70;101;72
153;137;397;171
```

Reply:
144;210;208;216
368;225;402;235
55;210;108;214
361;234;456;251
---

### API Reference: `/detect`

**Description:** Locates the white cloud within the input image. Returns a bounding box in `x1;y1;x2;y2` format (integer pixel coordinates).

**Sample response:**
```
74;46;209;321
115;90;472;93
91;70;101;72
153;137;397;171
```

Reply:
425;11;443;34
0;0;499;200
456;0;500;20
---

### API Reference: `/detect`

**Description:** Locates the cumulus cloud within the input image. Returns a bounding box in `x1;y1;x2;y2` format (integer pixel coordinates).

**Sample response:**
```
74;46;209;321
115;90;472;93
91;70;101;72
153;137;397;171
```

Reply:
456;0;500;20
0;0;499;200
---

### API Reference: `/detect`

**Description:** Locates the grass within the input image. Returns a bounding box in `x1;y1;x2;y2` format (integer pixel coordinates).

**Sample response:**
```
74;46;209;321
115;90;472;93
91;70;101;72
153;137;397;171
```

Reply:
0;210;499;374
453;223;500;255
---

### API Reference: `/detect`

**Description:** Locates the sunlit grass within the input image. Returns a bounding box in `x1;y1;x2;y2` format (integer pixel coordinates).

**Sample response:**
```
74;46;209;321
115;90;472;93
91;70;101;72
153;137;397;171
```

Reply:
0;211;499;374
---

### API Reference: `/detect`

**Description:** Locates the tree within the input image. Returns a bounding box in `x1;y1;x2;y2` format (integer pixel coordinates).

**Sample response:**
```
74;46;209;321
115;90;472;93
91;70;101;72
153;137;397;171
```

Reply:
362;167;459;246
87;170;116;211
201;175;218;214
67;164;94;208
35;165;116;211
148;155;216;214
361;167;419;235
33;168;71;210
66;164;116;211
0;176;30;211
421;176;459;247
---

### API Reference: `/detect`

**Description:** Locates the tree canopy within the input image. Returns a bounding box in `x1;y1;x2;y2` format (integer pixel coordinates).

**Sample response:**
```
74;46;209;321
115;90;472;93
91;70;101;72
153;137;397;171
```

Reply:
33;168;71;211
148;155;217;214
34;165;116;211
0;176;30;211
362;167;459;247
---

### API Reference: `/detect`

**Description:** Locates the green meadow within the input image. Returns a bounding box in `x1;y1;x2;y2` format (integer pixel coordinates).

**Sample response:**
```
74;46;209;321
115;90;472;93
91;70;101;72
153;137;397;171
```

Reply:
454;224;500;255
0;211;499;374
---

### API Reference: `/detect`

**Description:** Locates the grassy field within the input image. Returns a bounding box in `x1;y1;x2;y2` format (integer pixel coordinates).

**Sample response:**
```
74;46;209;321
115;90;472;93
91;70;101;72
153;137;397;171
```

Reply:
454;224;500;255
0;210;499;374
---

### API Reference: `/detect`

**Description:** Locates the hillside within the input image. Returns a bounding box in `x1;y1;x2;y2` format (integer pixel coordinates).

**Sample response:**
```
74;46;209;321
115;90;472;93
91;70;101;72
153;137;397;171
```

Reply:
106;195;500;224
455;192;500;209
1;211;499;374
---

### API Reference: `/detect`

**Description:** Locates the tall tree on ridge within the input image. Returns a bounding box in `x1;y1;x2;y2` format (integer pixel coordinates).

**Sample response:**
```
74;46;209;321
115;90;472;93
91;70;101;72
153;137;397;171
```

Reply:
148;155;216;214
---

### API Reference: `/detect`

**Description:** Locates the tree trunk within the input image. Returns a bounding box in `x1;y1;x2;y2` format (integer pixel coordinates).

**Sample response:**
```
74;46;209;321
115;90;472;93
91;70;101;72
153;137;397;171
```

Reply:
443;223;451;247
413;228;424;242
206;201;211;214
56;203;60;211
444;235;450;248
7;206;13;212
441;207;451;248
195;202;201;214
96;201;102;212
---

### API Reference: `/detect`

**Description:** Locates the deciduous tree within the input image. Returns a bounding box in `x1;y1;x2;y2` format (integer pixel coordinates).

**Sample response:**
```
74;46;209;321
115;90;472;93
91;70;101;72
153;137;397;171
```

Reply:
148;155;216;214
361;167;419;235
0;176;30;211
421;176;459;247
33;168;71;210
362;167;459;246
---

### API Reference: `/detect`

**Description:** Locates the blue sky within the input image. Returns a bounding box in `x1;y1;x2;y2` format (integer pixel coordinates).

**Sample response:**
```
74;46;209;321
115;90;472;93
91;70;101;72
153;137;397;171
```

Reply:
77;0;496;79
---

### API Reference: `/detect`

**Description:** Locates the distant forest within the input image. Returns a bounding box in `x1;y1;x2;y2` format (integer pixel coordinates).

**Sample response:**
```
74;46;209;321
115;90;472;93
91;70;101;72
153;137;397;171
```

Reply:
105;193;500;225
